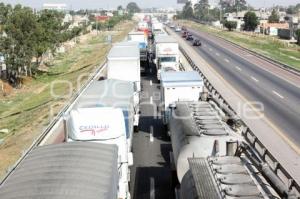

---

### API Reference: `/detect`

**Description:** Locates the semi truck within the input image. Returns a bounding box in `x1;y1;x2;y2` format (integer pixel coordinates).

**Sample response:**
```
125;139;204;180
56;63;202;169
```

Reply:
66;79;138;198
127;31;148;62
70;79;139;147
0;142;120;199
160;71;204;126
152;22;164;35
107;44;141;92
154;35;180;81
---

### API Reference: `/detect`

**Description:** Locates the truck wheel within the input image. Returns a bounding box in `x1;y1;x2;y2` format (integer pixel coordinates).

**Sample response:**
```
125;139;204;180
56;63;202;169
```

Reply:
134;125;139;133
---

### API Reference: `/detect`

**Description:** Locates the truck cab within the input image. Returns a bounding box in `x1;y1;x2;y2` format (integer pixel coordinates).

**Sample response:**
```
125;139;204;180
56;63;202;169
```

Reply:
66;107;133;199
154;35;180;81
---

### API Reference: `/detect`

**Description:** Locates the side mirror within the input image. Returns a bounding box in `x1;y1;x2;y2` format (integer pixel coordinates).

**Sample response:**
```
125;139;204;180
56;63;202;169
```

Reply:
128;152;134;166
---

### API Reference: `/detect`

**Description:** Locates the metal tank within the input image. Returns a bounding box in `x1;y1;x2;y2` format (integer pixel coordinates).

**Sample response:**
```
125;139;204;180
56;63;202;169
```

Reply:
169;101;243;183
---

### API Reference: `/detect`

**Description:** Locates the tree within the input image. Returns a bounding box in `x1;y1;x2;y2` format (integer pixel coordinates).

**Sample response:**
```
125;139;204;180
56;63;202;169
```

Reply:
244;11;259;31
194;0;209;20
126;2;140;13
1;4;38;85
224;20;237;31
181;2;194;19
296;29;300;45
220;0;247;13
117;5;123;10
268;9;279;23
33;10;65;67
286;4;300;14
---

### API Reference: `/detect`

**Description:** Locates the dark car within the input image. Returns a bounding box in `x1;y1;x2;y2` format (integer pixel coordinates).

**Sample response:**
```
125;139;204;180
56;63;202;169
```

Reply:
186;35;194;41
193;39;202;46
182;31;187;38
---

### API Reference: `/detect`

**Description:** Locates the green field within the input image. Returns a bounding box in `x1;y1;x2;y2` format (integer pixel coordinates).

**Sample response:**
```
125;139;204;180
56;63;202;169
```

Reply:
177;20;300;70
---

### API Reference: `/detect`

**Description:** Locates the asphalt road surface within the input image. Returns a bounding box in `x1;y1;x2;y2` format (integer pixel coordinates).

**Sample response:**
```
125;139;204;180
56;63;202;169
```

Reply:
180;28;300;149
130;61;174;199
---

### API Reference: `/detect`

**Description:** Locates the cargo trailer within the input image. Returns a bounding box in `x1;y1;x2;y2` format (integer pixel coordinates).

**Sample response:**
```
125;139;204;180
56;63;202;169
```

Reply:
0;142;119;199
127;31;148;62
160;71;204;126
107;45;141;92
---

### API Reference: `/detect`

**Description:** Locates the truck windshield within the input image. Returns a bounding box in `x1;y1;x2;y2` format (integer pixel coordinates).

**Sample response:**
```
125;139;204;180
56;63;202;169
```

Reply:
159;57;176;62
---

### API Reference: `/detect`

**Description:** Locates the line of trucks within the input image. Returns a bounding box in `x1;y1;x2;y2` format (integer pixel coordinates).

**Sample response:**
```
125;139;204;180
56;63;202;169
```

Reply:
0;15;298;199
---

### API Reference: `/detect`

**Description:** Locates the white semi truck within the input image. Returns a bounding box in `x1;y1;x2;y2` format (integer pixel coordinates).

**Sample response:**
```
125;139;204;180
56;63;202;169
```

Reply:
154;35;180;81
107;44;141;92
160;71;204;126
66;79;139;199
152;22;164;35
127;31;148;62
67;107;132;199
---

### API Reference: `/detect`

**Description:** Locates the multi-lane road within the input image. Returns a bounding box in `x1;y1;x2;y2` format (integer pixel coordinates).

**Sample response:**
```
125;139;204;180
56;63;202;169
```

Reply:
168;26;300;183
187;28;300;147
130;62;174;199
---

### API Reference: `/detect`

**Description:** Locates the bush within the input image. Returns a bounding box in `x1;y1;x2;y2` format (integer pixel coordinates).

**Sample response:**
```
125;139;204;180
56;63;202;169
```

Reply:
224;20;237;31
296;29;300;45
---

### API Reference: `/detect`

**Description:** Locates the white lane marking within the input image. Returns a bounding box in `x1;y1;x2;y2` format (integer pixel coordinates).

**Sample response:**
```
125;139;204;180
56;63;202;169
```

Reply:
251;76;259;82
224;58;230;63
235;66;242;71
150;126;154;142
150;68;152;73
272;90;284;99
150;177;155;199
209;48;212;51
150;96;153;104
150;80;152;86
216;52;220;56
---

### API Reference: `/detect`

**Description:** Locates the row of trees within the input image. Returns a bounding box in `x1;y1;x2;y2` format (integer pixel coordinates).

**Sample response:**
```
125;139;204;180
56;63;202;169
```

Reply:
90;2;140;31
0;3;86;86
179;0;249;22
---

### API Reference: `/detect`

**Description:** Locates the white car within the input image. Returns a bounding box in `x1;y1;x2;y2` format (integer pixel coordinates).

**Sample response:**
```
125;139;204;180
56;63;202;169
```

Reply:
175;26;181;32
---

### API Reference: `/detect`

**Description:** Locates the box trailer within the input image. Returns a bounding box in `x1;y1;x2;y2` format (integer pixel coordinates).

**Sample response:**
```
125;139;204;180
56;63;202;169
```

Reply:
160;71;204;126
114;41;147;75
127;31;148;62
155;35;180;81
107;45;141;92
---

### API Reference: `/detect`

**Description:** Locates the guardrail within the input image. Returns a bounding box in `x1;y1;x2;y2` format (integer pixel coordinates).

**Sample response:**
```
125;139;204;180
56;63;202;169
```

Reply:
180;46;300;198
190;19;300;76
0;61;107;185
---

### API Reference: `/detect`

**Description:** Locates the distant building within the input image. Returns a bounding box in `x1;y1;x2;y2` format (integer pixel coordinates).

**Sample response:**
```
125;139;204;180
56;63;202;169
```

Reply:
259;23;289;35
177;0;188;4
43;3;67;11
95;16;110;23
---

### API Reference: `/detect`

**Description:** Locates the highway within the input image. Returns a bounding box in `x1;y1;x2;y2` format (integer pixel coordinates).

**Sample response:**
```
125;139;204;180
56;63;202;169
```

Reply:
176;28;300;147
167;26;300;184
130;62;174;199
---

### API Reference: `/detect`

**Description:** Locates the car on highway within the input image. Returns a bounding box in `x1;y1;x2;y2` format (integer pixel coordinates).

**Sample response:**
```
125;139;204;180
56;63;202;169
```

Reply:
186;34;194;41
175;26;181;32
193;39;202;46
182;31;187;38
170;24;175;29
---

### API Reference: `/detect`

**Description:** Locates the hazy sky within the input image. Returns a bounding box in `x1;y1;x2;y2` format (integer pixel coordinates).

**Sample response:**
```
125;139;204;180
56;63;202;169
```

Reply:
1;0;299;10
